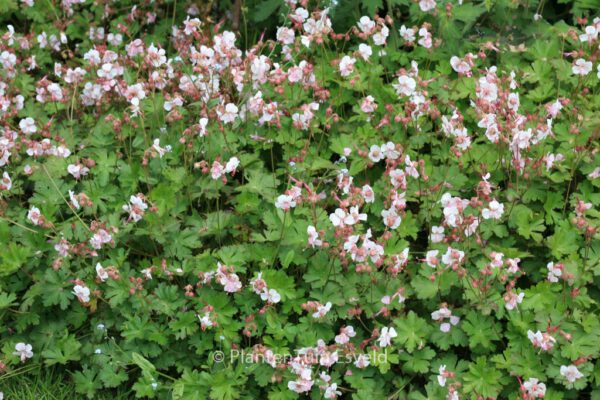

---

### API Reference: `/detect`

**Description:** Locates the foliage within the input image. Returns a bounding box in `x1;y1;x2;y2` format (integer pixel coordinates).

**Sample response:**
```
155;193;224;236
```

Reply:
0;0;599;399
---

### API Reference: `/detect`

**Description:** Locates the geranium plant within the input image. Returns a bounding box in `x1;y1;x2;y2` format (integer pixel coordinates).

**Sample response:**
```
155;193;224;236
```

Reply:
0;0;599;399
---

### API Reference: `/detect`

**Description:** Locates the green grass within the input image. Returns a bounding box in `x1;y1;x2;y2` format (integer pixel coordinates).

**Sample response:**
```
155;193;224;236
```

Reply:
0;366;131;399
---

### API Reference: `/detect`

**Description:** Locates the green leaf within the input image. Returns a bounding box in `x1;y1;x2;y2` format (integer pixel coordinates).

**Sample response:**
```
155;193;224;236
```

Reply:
394;311;432;352
463;357;503;398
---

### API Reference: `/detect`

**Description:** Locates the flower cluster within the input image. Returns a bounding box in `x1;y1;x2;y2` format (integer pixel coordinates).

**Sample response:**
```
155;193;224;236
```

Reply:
0;1;598;399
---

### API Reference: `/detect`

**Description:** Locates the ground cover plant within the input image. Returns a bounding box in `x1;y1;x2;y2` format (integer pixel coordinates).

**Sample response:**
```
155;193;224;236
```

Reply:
0;0;599;399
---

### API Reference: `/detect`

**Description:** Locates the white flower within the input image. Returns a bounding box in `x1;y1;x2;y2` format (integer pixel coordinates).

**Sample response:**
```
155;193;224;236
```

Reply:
579;25;598;42
324;383;341;399
276;27;295;45
312;302;332;318
198;312;214;329
477;78;498;102
368;144;383;162
68;190;80;209
27;206;42;225
19;117;37;134
335;326;356;344
546;261;562;282
504;291;524;310
393;75;416;96
354;354;370;368
96;263;109;282
482;199;504;220
67;163;90;179
73;284;91;303
151;138;172;158
225;157;240;173
572;58;592;75
357;16;375;34
399;25;415;41
13;342;34;362
560;365;583;383
381;142;400;160
218;103;238;124
198;117;209;136
329;208;347;227
260;288;281;304
90;228;112;250
361;184;375;203
357;43;372;60
430;226;444;243
372;25;389;46
275;194;296;211
523;378;546;398
307;225;323;248
437;365;447;386
450;56;471;74
441;247;465;266
339;55;356;77
527;330;556;351
1;172;12;191
419;0;436;12
381;208;402;229
123;195;148;222
425;250;439;268
345;206;367;225
378;326;397;347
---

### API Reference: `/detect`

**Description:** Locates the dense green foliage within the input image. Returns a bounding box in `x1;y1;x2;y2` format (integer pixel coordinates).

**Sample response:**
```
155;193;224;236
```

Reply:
0;0;599;399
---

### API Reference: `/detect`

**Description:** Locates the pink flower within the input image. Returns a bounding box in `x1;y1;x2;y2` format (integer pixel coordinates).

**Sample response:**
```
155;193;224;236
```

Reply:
287;379;313;394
